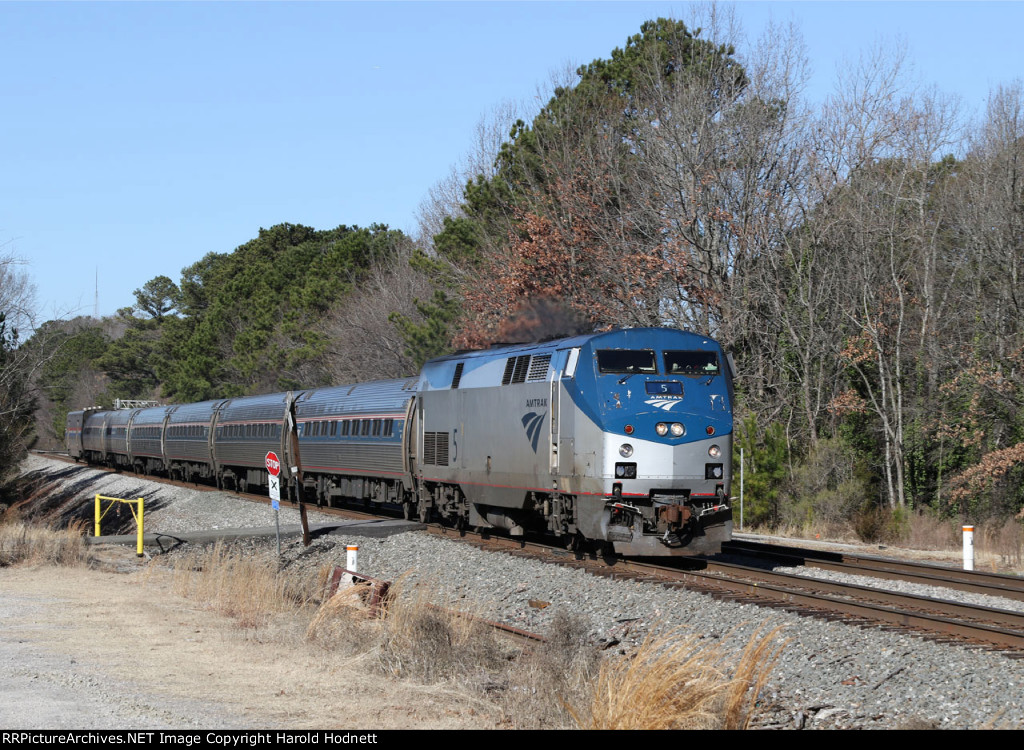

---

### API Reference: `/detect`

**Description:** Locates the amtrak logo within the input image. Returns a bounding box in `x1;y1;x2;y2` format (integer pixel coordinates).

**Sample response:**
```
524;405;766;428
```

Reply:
521;411;546;453
645;398;681;411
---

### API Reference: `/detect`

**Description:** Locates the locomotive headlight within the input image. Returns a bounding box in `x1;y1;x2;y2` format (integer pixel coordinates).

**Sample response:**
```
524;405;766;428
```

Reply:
619;443;634;458
670;422;685;437
655;422;668;436
708;444;721;458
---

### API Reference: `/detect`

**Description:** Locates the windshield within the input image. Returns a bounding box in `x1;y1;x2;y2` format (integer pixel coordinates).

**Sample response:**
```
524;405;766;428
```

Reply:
596;350;658;374
664;350;720;376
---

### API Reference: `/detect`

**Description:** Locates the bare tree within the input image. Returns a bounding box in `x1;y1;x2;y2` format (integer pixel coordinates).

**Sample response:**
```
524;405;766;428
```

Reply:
956;81;1024;360
311;234;433;383
933;81;1024;514
812;45;962;509
0;252;44;484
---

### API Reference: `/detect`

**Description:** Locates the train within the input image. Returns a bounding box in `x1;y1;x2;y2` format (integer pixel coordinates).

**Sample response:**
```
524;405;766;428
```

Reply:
66;327;734;556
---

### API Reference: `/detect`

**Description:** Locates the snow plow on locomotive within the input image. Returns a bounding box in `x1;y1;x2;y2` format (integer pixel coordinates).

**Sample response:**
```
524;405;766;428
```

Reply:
67;328;734;556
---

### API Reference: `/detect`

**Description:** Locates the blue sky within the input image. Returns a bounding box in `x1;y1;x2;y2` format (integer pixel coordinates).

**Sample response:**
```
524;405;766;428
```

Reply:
3;1;1022;324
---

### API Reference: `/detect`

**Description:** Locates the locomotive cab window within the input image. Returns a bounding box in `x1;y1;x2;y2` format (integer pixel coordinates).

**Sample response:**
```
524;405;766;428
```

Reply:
596;350;658;374
664;350;720;376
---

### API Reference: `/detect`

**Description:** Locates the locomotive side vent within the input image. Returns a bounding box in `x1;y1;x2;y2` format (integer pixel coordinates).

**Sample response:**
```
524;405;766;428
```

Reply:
512;355;530;383
424;432;436;464
502;355;532;385
527;354;551;382
423;432;450;466
451;362;464;389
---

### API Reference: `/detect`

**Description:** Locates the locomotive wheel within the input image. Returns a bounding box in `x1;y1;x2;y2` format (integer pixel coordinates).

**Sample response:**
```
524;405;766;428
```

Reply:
599;542;618;564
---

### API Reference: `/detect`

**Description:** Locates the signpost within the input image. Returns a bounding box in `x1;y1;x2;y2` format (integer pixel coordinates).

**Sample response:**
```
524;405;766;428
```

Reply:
266;451;282;555
266;450;281;505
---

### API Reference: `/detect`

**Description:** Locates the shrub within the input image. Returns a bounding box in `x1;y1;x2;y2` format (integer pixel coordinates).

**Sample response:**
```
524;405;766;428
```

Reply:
853;504;909;544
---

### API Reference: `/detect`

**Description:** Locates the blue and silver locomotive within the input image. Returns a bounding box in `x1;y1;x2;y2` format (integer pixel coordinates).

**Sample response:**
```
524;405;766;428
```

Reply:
67;328;733;556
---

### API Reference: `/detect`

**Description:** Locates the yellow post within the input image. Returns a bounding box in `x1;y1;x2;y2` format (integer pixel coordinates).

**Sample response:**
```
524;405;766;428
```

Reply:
93;495;146;557
137;497;144;557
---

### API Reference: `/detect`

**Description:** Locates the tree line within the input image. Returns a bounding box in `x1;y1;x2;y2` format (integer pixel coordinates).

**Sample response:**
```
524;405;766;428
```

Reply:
6;13;1023;529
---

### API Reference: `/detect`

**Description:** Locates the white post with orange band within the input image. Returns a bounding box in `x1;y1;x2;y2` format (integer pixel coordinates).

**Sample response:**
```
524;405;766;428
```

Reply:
962;526;974;571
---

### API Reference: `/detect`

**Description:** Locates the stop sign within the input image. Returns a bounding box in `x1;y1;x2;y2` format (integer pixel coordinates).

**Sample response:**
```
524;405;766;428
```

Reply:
265;451;281;477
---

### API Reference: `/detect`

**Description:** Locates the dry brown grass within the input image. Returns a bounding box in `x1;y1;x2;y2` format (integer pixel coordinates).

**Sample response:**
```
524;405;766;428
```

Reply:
502;611;599;728
903;511;959;550
306;572;511;690
757;512;1024;572
574;625;785;730
978;518;1024;570
0;520;93;567
375;576;508;684
895;513;1023;571
171;541;320;629
306;583;374;637
304;579;382;657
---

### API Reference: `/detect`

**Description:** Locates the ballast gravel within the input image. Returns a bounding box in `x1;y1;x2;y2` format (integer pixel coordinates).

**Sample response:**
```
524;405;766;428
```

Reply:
17;455;1024;730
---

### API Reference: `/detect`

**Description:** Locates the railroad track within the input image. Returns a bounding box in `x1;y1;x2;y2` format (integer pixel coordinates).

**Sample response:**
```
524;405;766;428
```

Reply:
723;538;1024;602
426;529;1024;656
32;450;1024;656
658;558;1024;654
